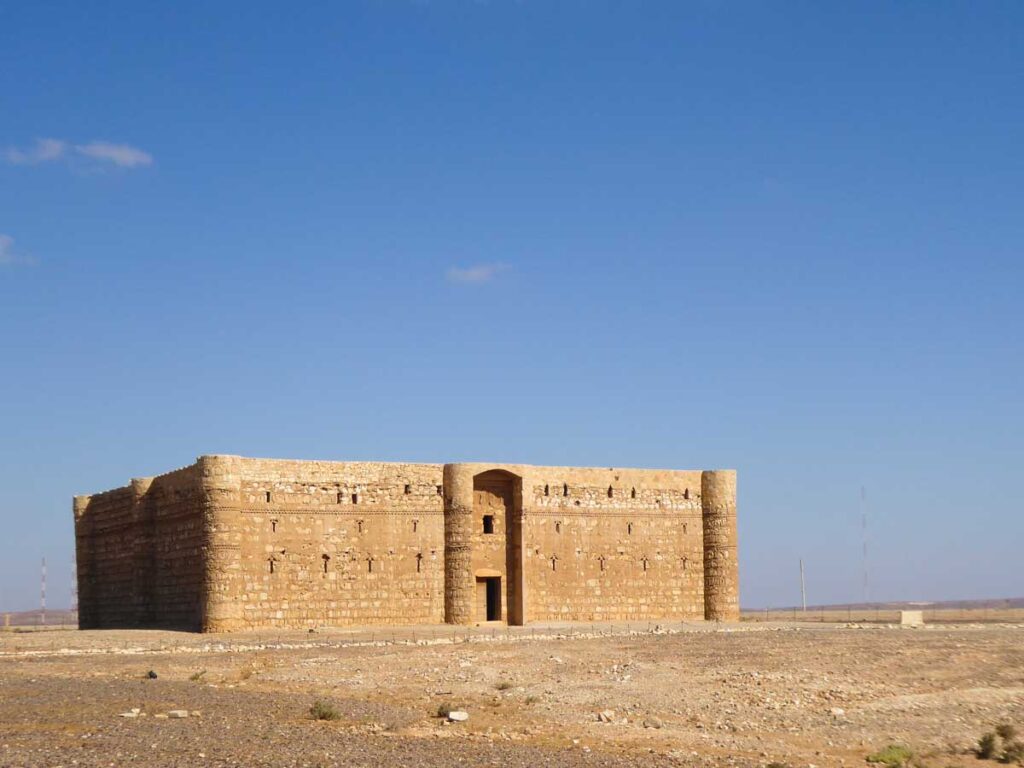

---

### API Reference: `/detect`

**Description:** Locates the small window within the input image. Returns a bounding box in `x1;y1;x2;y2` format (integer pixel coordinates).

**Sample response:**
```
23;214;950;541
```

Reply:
555;520;561;534
412;519;419;533
627;522;633;535
684;488;690;500
598;555;606;572
544;484;549;496
482;515;494;534
367;557;373;573
351;493;359;504
607;485;613;498
322;554;330;574
404;484;412;495
336;492;344;504
631;487;636;499
551;556;557;571
416;552;423;573
270;519;278;533
641;556;649;572
563;483;569;497
682;522;687;535
681;556;689;570
265;491;271;503
357;519;364;534
436;485;443;496
268;558;275;574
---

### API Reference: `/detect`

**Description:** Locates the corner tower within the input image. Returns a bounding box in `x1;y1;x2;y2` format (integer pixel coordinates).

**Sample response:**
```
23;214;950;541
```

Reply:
701;469;739;621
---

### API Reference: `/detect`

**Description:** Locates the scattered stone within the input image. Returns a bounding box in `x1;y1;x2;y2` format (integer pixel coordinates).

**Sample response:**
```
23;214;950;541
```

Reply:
447;711;469;722
598;710;615;723
643;717;664;729
118;711;139;718
146;670;158;679
830;707;845;719
168;710;190;719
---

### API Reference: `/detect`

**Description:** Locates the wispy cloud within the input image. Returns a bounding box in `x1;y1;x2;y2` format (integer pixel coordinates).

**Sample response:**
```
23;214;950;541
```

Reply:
0;234;35;267
4;137;67;165
4;137;152;169
74;141;152;168
446;263;509;284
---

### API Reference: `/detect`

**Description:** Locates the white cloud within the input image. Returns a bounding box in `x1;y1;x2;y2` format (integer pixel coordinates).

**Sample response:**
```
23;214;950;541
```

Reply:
3;137;153;169
74;141;153;168
0;234;35;266
4;138;67;165
446;263;509;284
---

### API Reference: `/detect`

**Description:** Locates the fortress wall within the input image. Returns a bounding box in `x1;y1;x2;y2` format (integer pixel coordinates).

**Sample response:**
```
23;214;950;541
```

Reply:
227;457;446;629
74;464;206;629
519;467;705;622
75;486;135;628
146;466;206;629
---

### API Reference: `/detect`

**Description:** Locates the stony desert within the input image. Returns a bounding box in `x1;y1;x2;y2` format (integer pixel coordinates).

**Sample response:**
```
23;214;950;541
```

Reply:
2;620;1022;768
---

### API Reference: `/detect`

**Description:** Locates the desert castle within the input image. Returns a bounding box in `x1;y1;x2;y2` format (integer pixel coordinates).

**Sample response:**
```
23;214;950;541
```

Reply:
73;455;738;632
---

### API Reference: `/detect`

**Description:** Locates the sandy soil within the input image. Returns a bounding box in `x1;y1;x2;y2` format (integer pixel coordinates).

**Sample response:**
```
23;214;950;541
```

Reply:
1;621;1022;767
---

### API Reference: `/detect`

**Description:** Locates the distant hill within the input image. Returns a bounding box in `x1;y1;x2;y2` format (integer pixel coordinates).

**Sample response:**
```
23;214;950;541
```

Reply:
2;609;77;627
752;597;1024;612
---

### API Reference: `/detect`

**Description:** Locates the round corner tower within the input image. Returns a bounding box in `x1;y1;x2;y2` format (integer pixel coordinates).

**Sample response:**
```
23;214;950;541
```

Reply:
701;469;739;621
442;463;475;625
197;454;244;632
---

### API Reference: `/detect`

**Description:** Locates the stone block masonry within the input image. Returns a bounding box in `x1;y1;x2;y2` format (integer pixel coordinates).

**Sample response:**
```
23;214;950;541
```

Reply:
74;456;738;632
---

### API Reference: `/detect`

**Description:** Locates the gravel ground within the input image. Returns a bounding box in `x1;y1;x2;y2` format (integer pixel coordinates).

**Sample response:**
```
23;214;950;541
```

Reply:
1;622;1022;767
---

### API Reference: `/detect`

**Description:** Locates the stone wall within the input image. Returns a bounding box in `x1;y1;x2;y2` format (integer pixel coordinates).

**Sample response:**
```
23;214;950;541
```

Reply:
75;464;205;629
226;457;445;630
75;456;738;632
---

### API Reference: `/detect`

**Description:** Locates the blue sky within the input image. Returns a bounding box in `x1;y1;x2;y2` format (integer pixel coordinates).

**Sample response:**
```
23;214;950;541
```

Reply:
1;1;1021;612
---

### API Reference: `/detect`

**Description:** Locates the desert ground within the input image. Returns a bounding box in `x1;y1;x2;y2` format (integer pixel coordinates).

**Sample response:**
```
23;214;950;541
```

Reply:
1;620;1022;768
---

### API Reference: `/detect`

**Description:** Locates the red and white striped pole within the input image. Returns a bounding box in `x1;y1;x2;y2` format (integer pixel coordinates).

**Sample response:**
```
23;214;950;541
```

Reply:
40;557;47;627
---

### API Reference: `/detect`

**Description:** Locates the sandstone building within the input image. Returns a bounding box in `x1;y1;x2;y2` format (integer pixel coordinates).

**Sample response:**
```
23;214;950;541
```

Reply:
73;456;738;632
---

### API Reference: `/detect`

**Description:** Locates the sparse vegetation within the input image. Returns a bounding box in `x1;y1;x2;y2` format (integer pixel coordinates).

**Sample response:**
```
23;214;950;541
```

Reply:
495;680;513;691
866;744;914;767
189;670;207;682
975;724;1023;764
309;700;341;721
524;695;540;705
999;725;1020;742
435;702;453;718
980;732;1001;760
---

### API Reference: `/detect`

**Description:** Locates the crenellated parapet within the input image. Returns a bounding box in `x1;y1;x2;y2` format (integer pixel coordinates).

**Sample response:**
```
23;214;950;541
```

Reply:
701;470;739;621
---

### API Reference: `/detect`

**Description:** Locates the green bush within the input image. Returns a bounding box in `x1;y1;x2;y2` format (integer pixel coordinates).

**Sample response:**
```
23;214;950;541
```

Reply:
310;700;341;721
866;744;914;767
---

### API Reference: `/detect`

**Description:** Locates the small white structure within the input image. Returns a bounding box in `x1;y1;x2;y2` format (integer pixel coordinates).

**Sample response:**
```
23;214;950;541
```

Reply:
899;610;924;627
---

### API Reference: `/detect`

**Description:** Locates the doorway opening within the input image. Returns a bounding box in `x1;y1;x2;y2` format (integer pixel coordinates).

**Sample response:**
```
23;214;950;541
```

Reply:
476;576;502;622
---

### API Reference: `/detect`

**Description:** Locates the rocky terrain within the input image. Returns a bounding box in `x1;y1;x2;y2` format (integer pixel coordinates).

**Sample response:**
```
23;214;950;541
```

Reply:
1;621;1022;767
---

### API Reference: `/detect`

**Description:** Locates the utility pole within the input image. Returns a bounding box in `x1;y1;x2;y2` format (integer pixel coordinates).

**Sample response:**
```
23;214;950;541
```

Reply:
800;558;807;612
40;556;47;627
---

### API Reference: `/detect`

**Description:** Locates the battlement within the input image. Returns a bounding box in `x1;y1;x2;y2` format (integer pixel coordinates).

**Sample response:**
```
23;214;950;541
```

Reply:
74;455;738;632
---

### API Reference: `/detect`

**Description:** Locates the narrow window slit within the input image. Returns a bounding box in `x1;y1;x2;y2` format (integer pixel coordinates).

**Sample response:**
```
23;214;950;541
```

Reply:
351;493;359;504
265;491;271;503
322;554;330;574
404;484;411;495
563;483;569;497
416;552;423;573
631;487;636;499
483;515;494;534
607;485;613;498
